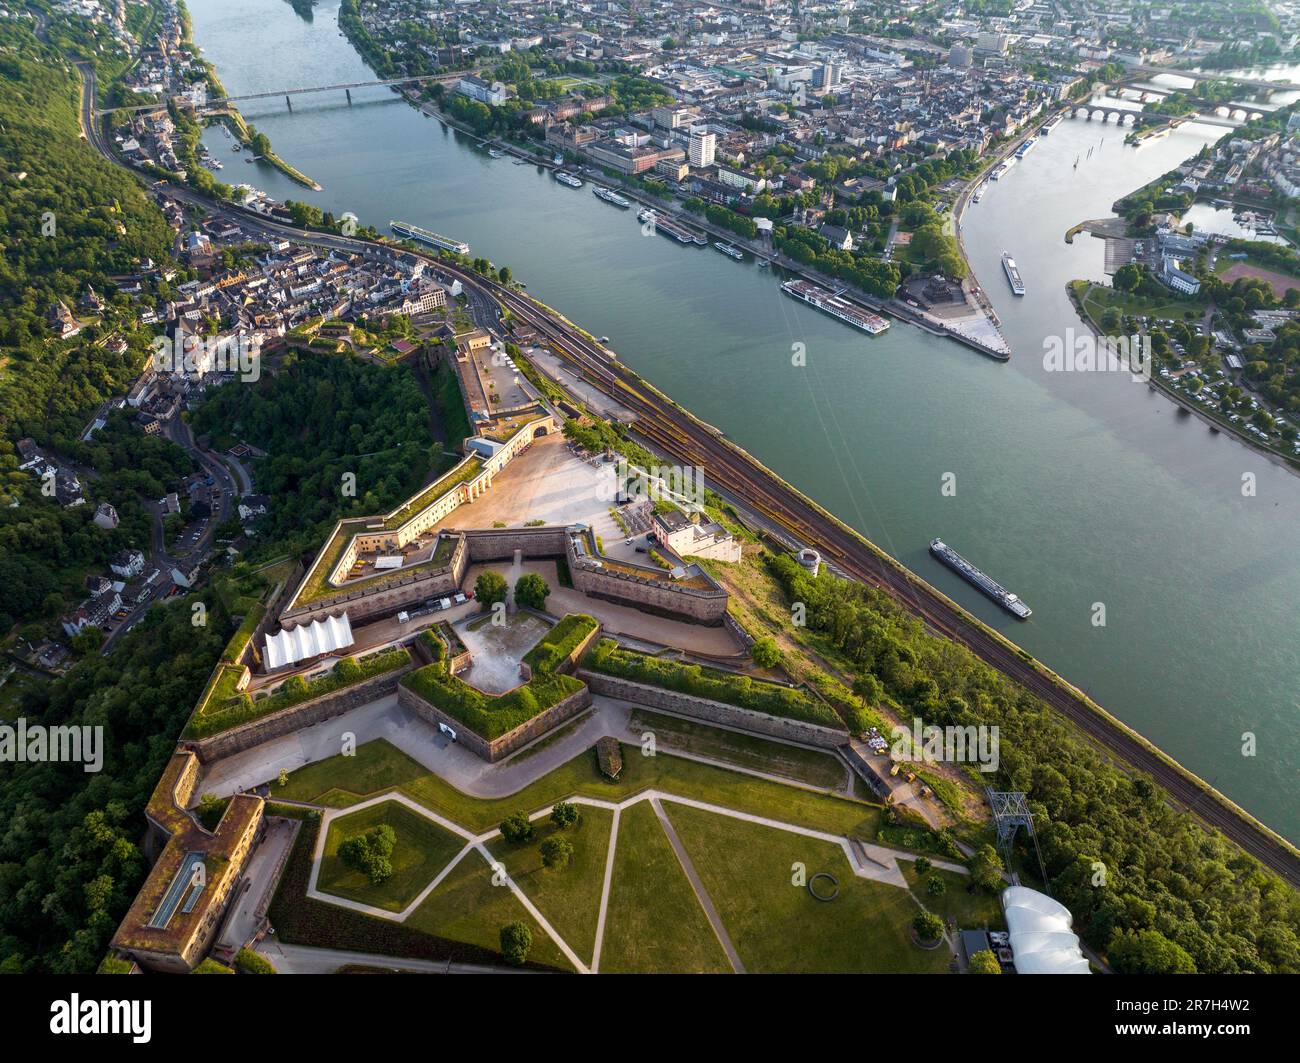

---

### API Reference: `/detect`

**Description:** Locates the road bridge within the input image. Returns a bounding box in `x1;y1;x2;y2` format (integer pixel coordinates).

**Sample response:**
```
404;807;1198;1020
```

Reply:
96;69;475;115
1125;62;1300;93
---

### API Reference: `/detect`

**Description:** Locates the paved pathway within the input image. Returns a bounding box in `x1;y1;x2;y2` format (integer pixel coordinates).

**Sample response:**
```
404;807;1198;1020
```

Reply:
254;940;533;975
651;798;745;973
589;807;620;974
302;786;968;974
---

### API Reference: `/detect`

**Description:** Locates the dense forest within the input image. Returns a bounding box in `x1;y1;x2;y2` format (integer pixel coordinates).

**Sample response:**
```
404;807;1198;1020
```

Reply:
189;350;444;559
0;593;233;972
766;553;1300;974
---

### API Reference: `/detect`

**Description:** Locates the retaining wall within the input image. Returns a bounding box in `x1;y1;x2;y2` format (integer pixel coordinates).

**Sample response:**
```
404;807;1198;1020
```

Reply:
397;682;592;762
183;663;414;763
578;671;849;749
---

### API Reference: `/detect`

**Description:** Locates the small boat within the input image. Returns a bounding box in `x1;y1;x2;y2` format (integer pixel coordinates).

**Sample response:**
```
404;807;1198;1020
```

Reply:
488;148;505;159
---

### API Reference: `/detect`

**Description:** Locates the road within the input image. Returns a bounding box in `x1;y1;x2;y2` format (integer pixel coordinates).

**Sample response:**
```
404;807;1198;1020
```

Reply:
73;64;1300;887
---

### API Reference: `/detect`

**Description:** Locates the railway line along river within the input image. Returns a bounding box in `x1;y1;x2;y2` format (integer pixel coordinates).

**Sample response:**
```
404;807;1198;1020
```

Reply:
187;0;1300;844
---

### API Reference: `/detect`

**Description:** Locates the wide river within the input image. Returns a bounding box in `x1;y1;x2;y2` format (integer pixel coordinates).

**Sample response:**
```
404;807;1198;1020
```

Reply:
188;0;1300;843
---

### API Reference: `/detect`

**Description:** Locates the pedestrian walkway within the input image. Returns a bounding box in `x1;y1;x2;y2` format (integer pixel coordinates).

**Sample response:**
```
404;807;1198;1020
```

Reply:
304;785;968;975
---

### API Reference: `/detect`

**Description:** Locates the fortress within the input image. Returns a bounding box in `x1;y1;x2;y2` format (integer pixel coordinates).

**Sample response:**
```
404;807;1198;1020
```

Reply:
107;346;752;973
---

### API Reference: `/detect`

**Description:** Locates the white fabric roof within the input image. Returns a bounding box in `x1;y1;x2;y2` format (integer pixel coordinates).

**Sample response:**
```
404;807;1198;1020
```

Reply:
1001;886;1090;975
264;613;354;670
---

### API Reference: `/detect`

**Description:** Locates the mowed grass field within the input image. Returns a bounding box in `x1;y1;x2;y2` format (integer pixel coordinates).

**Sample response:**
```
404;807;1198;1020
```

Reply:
487;805;614;965
317;801;466;913
900;862;1004;930
275;738;882;841
665;803;950;973
405;847;573;971
599;801;731;973
276;736;960;972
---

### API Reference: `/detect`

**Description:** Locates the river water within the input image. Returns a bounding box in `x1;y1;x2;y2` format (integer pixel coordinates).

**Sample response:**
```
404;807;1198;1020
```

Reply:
187;0;1300;842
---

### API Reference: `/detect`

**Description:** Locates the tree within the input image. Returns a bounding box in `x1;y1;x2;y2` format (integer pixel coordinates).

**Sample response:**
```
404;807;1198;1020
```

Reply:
1113;263;1142;292
1108;928;1197;974
70;627;104;656
500;921;532;965
969;844;1005;892
969;949;1001;974
914;856;932;876
926;875;947;897
514;572;550;611
750;637;782;669
500;811;535;844
912;911;945;943
550;801;579;829
338;824;396;885
540;836;574;870
475;570;509;609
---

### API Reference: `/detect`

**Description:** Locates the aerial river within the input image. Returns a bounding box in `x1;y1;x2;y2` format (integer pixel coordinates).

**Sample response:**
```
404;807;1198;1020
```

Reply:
187;0;1300;843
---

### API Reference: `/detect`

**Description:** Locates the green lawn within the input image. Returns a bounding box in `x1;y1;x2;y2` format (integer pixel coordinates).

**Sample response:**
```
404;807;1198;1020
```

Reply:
318;801;466;913
901;862;1004;930
665;802;950;973
405;848;572;971
487;806;613;965
599;801;731;973
276;738;883;841
1076;281;1204;327
628;709;848;790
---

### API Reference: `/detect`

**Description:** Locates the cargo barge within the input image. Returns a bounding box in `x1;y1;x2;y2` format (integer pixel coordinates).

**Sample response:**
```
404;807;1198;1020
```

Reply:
930;538;1032;619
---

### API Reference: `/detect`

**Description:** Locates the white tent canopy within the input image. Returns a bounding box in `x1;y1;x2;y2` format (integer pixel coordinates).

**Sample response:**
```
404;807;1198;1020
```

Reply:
1001;886;1090;975
264;613;354;670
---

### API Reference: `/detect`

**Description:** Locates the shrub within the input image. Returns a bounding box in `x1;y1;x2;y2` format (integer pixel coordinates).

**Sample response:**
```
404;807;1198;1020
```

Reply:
912;912;945;943
914;857;932;876
234;947;277;974
550;801;579;830
522;614;597;676
750;636;782;669
585;640;840;727
969;949;1001;974
926;875;947;897
500;921;532;966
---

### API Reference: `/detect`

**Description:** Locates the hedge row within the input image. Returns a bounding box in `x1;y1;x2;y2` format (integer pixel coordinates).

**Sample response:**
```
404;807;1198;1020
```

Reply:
584;639;842;728
522;613;598;676
184;648;411;738
401;662;585;740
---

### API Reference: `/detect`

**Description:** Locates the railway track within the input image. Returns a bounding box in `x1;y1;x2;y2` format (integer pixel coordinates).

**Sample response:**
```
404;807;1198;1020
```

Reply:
70;68;1299;885
453;268;1300;886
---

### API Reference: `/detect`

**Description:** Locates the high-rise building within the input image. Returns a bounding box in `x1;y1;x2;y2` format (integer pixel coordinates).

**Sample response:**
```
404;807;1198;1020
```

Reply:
689;128;716;168
812;62;839;89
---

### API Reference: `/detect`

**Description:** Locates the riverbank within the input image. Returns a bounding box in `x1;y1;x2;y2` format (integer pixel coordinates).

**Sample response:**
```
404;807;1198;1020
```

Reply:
182;3;321;190
1067;279;1300;474
406;89;1010;361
